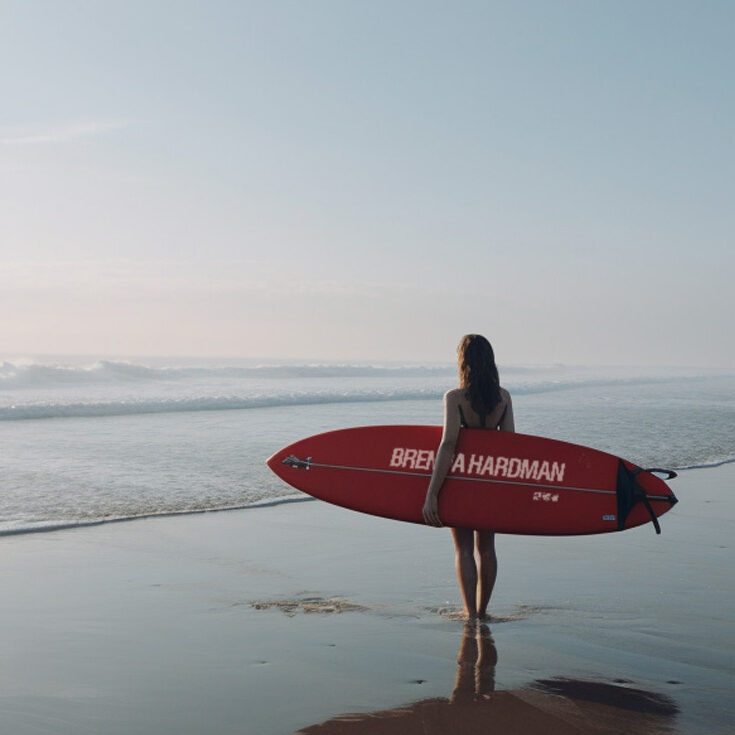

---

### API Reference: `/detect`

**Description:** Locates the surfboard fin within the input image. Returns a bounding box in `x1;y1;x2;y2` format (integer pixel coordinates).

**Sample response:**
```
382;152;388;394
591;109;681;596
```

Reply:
615;463;678;534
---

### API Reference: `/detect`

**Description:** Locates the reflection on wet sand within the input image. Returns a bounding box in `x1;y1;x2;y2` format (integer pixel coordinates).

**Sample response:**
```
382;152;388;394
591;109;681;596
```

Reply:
450;622;497;703
297;623;679;735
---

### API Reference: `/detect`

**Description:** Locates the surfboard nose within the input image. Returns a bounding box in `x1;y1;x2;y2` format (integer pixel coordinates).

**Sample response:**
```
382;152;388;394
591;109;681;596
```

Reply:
266;443;304;476
265;447;287;474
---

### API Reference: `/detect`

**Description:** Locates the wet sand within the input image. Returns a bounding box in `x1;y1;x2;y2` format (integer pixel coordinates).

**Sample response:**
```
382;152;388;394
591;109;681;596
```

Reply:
1;463;733;734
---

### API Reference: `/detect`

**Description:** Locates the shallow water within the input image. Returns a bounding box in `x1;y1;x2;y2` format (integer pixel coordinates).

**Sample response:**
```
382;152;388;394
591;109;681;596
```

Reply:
1;359;733;535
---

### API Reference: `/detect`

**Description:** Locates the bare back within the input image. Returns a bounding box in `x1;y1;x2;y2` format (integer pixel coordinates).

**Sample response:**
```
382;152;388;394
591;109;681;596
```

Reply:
452;387;514;432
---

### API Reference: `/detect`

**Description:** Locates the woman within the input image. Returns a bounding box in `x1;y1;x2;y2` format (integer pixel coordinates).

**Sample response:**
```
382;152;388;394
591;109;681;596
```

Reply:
422;334;514;621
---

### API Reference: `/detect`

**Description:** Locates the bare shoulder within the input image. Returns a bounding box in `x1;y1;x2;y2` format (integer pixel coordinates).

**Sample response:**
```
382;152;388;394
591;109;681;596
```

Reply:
499;387;513;412
444;388;463;404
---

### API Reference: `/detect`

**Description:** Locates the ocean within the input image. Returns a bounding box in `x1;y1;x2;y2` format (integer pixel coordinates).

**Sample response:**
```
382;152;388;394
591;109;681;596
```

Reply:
1;358;733;536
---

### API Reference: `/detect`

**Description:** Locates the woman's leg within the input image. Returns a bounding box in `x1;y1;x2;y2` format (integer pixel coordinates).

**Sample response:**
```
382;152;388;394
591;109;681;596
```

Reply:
451;527;478;619
475;531;497;619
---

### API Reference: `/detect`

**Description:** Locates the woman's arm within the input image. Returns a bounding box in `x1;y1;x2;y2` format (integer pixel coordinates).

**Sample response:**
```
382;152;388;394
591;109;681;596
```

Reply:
422;390;461;527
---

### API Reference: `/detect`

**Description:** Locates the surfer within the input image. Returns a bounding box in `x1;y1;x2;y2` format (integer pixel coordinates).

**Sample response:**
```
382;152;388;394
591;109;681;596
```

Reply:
423;334;514;621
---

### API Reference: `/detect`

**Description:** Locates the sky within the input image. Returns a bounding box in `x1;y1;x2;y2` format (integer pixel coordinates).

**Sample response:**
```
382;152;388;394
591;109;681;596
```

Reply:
1;1;733;366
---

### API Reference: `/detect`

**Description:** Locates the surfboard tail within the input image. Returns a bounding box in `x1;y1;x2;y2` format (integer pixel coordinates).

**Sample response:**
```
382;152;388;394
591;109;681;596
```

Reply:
616;463;678;534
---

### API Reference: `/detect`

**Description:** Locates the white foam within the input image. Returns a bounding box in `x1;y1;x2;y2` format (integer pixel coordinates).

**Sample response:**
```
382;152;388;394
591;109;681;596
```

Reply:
0;495;312;537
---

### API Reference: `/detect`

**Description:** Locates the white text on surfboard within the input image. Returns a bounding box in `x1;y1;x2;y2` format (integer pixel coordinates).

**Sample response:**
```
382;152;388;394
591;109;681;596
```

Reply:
388;447;566;483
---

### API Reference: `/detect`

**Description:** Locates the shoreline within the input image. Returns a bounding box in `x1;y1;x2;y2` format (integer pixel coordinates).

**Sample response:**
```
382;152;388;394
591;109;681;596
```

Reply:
1;463;733;734
0;494;313;538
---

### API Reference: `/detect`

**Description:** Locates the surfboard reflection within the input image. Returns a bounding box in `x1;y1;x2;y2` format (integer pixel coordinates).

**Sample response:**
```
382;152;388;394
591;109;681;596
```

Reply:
296;623;680;734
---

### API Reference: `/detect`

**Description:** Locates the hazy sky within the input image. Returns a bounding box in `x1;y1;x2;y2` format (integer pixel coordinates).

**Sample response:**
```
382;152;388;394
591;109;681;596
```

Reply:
1;1;733;365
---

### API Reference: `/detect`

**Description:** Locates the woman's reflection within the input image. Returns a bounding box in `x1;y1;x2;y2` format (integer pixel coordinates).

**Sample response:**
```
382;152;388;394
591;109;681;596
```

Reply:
450;622;497;703
297;622;679;735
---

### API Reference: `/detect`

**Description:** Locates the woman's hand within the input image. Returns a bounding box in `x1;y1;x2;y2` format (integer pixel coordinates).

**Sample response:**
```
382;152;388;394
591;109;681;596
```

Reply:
423;492;443;527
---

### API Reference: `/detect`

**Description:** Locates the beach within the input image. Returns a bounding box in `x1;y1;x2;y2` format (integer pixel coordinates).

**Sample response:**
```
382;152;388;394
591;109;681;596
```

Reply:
5;1;733;729
2;461;733;735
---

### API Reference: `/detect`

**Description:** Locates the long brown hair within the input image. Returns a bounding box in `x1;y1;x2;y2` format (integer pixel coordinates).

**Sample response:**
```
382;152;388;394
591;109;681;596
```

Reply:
458;334;501;424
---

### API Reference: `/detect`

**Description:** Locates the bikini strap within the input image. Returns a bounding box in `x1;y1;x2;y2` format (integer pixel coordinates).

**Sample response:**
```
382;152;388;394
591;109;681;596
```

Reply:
459;403;487;428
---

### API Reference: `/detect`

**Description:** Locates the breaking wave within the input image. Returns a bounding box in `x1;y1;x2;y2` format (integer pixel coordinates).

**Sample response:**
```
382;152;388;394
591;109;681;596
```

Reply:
1;359;729;421
0;390;447;420
0;360;456;387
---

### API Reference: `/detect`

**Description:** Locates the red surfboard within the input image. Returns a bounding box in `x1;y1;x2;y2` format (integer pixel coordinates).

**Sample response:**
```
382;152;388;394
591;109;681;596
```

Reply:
267;426;678;536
